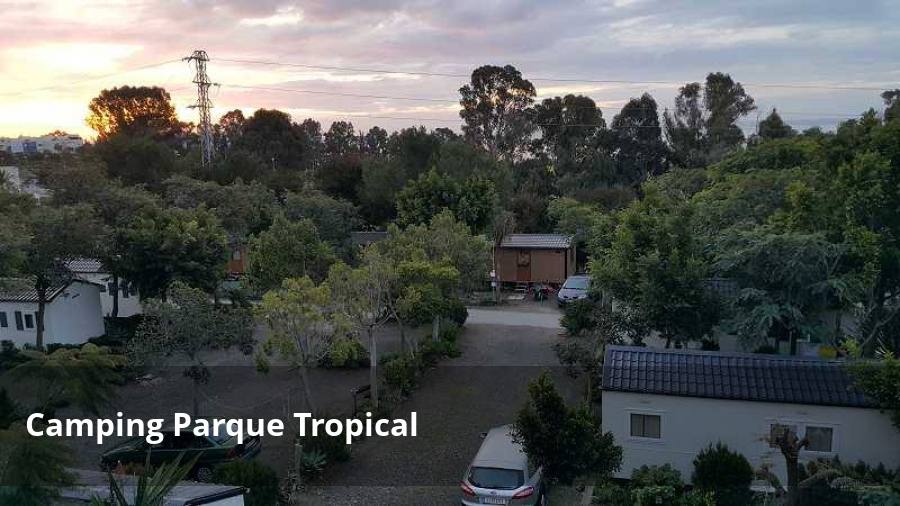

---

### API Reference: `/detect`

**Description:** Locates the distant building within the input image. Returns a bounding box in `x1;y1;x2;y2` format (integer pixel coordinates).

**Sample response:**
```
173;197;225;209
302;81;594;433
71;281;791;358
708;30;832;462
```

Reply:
66;258;142;317
0;133;84;154
0;279;105;347
601;345;900;487
0;166;50;200
494;234;575;285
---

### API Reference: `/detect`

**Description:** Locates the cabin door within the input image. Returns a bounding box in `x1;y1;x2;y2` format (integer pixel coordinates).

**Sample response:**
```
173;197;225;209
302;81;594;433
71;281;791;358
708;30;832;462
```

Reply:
516;250;531;282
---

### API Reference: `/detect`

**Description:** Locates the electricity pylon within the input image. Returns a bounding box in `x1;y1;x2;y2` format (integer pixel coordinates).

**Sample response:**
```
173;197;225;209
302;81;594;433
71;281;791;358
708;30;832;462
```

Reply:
184;50;216;168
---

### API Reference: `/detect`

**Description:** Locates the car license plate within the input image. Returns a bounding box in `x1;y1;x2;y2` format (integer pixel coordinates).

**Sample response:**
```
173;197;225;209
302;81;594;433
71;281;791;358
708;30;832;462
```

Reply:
480;497;507;505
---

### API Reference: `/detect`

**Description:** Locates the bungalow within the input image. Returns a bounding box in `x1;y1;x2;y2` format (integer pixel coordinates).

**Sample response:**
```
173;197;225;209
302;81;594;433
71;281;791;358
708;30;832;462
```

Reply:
66;258;142;317
601;345;900;486
0;279;105;347
494;234;575;285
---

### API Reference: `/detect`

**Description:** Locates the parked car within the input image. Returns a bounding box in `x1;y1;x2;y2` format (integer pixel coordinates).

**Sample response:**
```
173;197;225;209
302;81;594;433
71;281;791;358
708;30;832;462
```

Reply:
556;274;590;307
460;425;546;506
100;431;261;481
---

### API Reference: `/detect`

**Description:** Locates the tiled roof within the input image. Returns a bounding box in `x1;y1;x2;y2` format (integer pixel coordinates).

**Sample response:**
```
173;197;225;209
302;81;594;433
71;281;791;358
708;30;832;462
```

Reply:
500;234;572;249
65;258;105;273
602;345;871;408
0;279;68;303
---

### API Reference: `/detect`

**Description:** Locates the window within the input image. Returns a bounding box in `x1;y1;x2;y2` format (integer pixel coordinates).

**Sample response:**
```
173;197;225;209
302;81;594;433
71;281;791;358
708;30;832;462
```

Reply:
805;426;833;452
14;311;23;331
769;423;798;448
99;284;107;293
232;249;242;260
108;282;116;294
121;283;129;299
0;312;6;328
23;313;34;329
630;413;661;439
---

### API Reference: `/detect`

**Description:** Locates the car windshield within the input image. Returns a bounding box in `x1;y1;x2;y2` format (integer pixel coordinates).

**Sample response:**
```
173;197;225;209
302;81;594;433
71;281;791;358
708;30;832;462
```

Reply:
469;467;524;490
564;277;589;290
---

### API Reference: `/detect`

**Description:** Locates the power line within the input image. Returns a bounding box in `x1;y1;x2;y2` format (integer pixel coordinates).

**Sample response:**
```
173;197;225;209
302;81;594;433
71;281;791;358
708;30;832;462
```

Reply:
217;82;864;119
213;57;890;91
0;58;184;97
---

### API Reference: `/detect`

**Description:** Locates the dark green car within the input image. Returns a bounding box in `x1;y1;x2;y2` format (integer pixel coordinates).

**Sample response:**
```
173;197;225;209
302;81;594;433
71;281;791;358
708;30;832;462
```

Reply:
100;431;262;481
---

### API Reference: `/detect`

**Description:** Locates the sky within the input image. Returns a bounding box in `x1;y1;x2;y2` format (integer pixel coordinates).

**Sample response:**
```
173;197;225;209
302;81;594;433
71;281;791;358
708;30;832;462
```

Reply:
0;0;898;139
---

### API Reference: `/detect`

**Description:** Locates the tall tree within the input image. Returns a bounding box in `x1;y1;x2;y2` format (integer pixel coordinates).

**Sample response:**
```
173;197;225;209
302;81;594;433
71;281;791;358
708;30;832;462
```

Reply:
326;262;392;408
664;73;756;167
130;282;254;415
235;109;305;172
23;205;104;348
459;65;536;159
87;86;181;141
94;134;178;188
531;94;605;161
395;168;497;232
757;108;796;141
664;82;706;168
216;109;246;150
246;214;335;292
118;206;228;298
610;93;669;186
882;89;900;123
257;277;333;412
704;72;756;158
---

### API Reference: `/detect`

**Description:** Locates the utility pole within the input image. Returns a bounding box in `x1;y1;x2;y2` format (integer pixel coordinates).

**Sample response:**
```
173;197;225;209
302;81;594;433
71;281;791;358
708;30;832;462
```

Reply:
184;50;216;168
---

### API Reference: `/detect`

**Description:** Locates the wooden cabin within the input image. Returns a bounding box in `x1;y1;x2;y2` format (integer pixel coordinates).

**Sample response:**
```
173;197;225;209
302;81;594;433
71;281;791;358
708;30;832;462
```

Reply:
495;234;575;285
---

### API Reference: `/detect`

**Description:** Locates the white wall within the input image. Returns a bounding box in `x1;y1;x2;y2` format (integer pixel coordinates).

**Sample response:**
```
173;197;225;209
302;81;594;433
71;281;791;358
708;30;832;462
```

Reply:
0;300;39;347
602;391;900;485
44;282;105;344
0;282;105;347
75;272;142;317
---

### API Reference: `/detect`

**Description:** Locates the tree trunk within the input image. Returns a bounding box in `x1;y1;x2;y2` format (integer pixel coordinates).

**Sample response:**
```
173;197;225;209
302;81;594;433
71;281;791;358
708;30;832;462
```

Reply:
789;327;798;356
298;365;317;414
368;327;378;409
398;320;407;356
111;274;119;317
432;315;440;342
35;283;47;350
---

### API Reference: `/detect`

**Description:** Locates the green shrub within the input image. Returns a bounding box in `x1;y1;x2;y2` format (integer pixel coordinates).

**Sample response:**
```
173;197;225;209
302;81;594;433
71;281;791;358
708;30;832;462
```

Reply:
633;485;679;505
632;464;684;489
447;298;469;326
211;460;280;506
421;336;460;365
561;298;595;336
680;490;716;506
321;337;369;369
0;340;26;371
593;481;631;506
439;321;462;343
692;443;753;506
0;388;20;429
382;354;420;396
297;428;352;463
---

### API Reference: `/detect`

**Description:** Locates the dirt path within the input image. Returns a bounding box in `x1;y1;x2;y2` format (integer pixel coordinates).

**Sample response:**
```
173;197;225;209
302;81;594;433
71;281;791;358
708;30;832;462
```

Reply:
302;308;581;505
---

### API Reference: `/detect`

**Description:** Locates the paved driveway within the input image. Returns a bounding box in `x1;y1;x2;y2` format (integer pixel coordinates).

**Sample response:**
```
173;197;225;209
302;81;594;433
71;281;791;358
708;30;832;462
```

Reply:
302;307;581;505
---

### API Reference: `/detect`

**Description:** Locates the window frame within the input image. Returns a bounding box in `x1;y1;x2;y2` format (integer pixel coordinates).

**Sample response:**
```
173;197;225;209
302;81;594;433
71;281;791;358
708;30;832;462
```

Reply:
23;313;34;329
14;311;23;331
0;311;7;328
626;410;664;441
765;418;838;456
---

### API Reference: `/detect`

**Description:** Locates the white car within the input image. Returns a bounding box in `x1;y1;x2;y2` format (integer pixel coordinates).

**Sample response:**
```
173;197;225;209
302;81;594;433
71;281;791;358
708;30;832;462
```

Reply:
460;425;546;505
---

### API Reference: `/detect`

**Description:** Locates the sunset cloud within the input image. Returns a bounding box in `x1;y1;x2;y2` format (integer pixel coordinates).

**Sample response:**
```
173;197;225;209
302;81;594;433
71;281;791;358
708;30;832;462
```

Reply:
0;0;896;138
